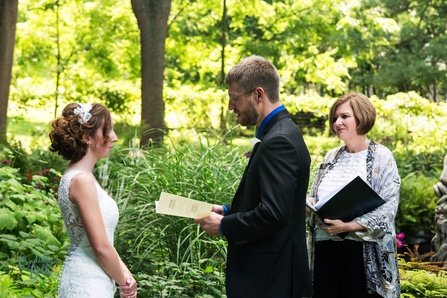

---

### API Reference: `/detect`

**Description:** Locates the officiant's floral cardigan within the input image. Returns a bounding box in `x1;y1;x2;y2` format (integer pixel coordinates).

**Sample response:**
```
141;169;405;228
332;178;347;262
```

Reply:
307;141;401;298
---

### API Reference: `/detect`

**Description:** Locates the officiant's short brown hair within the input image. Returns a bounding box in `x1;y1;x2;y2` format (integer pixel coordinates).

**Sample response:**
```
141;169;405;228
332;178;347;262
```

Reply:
329;93;376;135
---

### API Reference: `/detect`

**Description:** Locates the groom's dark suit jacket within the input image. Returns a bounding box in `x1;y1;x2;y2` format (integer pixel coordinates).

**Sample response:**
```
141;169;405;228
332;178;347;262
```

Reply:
221;109;313;298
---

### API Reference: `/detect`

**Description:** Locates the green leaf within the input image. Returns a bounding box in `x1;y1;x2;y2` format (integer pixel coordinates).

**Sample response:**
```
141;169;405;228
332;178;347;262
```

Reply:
24;211;37;224
33;211;47;222
33;225;61;247
0;167;20;179
19;231;30;238
47;245;59;252
0;234;17;241
5;178;25;194
21;240;36;249
47;213;60;224
0;208;18;231
14;209;25;222
0;234;19;249
0;198;17;210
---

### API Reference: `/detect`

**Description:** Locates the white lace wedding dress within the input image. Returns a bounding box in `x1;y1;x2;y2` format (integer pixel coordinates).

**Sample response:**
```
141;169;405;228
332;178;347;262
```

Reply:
58;170;119;297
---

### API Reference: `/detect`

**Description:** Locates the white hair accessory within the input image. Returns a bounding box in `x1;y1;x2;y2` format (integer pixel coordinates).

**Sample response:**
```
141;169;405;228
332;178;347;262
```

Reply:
73;103;92;124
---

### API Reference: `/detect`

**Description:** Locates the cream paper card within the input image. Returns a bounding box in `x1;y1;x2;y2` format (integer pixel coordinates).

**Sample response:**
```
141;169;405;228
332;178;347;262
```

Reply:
156;192;213;219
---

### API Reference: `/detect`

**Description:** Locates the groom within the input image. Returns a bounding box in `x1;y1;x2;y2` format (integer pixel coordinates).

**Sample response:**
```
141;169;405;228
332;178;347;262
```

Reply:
195;56;313;298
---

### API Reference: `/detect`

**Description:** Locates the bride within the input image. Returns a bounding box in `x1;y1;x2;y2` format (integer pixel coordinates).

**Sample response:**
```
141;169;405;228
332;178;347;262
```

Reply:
49;103;137;298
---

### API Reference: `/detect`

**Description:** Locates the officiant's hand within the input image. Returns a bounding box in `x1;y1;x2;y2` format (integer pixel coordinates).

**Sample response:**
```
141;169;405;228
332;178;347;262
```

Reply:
194;212;223;236
319;218;365;236
319;219;346;236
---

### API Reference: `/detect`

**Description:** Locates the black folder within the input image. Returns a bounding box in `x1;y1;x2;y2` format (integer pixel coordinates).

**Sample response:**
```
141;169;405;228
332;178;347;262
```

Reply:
307;176;386;238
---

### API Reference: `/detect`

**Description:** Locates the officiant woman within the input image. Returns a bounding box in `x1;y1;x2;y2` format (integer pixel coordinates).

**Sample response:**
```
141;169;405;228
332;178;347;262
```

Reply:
306;93;401;298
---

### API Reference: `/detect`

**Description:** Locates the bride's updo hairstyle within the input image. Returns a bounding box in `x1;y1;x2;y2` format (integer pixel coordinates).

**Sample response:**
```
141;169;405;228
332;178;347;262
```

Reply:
49;103;112;163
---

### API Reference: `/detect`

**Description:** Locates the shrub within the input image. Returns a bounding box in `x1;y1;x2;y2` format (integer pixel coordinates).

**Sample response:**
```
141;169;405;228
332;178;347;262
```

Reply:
394;149;444;179
398;243;447;297
400;269;447;297
0;163;67;296
396;172;438;245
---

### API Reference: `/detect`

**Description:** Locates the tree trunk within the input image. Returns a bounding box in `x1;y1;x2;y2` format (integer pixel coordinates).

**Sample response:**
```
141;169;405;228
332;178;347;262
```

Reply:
131;0;171;146
0;0;18;146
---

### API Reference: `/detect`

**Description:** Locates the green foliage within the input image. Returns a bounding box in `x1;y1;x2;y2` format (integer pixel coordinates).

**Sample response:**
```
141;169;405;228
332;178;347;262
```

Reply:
0;269;60;298
135;261;225;298
396;172;438;241
0;273;18;297
0;159;66;296
13;0;447;125
394;150;444;179
0;140;31;175
0;165;68;262
400;269;447;298
166;0;223;87
0;141;63;194
164;85;229;131
398;243;447;297
370;0;447;99
371;92;447;155
11;0;140;130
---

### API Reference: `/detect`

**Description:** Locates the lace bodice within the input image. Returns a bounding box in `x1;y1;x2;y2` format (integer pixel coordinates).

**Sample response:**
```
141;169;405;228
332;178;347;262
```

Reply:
58;170;119;297
58;170;118;251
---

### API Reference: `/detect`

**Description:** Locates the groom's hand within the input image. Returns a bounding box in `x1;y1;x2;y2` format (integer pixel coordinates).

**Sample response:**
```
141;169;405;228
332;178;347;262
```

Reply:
194;212;223;236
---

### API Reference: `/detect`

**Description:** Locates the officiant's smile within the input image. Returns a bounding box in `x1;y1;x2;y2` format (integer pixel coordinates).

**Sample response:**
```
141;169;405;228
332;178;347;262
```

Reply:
332;99;372;153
